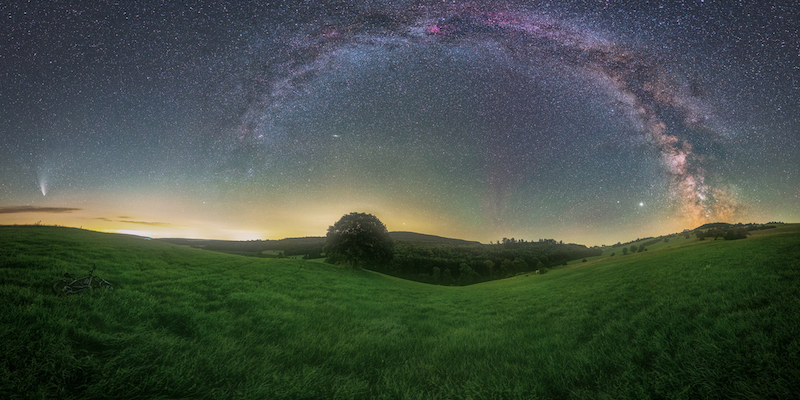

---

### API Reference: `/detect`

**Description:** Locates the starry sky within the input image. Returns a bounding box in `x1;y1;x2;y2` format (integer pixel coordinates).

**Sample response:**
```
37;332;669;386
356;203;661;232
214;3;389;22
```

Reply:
1;0;798;245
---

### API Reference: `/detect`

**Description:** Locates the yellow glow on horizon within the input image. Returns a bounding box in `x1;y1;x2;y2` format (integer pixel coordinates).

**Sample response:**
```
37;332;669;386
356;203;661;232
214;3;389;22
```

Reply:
0;197;486;242
3;184;785;245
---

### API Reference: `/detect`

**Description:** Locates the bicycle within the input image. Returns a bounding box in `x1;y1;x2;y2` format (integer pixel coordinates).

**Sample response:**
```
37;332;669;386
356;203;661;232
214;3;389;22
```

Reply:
52;265;116;296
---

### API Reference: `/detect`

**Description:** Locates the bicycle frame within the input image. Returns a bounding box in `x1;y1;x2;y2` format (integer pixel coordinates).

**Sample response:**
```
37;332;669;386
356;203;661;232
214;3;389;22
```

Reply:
53;266;114;296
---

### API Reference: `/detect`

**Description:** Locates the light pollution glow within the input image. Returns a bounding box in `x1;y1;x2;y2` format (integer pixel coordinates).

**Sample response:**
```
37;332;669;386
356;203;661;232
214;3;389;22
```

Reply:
2;185;787;246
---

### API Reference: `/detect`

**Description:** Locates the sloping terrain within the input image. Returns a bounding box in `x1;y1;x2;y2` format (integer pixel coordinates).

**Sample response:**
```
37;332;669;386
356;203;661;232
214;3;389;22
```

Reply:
1;225;798;399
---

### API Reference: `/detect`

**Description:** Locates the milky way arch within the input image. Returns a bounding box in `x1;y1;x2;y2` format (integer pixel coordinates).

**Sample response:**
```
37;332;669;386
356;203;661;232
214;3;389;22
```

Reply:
231;2;738;228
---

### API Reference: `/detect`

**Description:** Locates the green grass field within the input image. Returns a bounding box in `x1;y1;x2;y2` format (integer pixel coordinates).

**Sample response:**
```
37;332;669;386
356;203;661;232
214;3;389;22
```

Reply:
2;225;799;399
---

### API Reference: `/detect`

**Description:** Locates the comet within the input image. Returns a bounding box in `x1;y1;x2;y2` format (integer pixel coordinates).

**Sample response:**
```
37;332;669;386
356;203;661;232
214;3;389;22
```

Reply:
37;169;48;196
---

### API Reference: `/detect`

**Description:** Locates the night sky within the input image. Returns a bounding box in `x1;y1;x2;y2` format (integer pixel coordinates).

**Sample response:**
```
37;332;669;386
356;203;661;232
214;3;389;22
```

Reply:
2;1;798;245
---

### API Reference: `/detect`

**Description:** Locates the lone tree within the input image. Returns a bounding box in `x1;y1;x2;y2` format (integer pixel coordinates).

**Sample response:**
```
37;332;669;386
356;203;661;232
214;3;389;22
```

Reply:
324;212;394;269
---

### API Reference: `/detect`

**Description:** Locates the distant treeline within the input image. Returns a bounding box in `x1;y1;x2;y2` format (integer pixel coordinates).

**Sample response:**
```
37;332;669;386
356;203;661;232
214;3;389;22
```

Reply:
375;239;602;286
693;223;776;241
607;223;778;248
695;222;777;231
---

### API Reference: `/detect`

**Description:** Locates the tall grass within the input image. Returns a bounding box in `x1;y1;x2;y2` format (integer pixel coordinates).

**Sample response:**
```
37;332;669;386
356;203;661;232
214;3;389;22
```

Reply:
1;225;799;399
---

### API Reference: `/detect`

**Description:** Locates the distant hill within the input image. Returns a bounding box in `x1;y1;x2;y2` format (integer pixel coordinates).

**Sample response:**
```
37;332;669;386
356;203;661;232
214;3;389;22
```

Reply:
159;231;479;249
156;231;479;257
156;236;325;256
388;231;480;246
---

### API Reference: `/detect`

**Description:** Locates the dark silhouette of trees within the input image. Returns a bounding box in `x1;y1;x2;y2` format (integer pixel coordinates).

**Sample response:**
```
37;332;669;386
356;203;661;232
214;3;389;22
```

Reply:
459;263;480;284
695;225;753;242
484;260;495;279
707;228;724;240
441;268;453;285
360;234;600;285
324;212;394;269
432;267;441;282
724;227;748;240
696;230;706;240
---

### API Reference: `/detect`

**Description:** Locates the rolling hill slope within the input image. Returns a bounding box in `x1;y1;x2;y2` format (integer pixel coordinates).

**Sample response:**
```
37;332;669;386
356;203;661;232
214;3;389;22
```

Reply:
156;231;480;259
1;224;798;399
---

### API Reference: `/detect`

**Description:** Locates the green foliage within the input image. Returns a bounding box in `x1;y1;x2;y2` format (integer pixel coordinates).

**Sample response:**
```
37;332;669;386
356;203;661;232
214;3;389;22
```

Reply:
708;228;725;240
381;240;600;285
431;266;441;282
323;213;393;269
2;224;800;399
724;227;747;240
695;225;752;242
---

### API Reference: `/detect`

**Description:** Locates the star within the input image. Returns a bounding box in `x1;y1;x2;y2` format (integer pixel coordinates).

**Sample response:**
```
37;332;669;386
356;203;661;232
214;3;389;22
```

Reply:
0;1;796;245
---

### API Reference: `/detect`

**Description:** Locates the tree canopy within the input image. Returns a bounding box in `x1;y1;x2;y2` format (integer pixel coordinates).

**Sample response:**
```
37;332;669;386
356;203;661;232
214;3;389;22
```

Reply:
324;212;394;269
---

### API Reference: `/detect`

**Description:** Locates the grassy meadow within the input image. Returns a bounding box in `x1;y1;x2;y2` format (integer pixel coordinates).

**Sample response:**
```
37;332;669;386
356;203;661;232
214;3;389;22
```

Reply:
2;225;799;399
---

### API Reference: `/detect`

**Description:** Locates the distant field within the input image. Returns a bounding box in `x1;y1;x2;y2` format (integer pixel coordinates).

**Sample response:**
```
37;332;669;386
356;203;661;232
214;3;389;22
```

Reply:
2;224;799;399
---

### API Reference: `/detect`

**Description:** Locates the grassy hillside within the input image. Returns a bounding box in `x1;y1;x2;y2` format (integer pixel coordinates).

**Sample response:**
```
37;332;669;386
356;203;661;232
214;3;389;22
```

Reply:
1;225;799;399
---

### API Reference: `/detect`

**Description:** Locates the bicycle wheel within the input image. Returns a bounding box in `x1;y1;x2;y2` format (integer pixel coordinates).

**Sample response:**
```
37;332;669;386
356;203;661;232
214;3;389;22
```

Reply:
52;280;74;296
91;278;115;291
